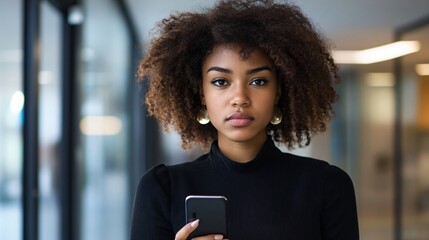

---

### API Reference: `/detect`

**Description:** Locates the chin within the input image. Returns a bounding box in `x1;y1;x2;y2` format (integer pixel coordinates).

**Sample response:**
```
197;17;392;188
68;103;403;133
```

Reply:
220;130;267;144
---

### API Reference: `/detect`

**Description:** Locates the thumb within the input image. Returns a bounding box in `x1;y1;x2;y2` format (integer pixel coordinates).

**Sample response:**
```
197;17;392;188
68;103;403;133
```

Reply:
175;219;199;240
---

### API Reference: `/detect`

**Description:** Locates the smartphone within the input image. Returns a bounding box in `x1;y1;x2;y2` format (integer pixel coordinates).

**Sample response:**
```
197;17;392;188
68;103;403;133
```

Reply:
185;195;228;239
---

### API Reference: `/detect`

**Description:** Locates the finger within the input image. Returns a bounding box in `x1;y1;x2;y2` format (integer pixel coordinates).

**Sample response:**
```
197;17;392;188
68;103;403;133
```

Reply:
192;234;224;240
175;219;199;240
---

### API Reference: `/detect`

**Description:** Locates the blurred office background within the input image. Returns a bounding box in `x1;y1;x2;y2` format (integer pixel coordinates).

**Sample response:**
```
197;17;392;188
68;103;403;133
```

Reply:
0;0;429;240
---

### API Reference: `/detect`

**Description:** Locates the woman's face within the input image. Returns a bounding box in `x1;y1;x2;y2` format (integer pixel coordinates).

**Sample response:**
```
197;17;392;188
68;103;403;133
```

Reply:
202;44;280;145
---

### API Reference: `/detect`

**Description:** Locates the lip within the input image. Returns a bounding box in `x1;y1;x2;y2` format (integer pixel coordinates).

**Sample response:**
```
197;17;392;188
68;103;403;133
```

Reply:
226;112;254;127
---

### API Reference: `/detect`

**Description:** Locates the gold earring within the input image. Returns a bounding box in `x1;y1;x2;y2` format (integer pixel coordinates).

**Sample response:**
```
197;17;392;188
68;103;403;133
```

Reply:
270;106;283;125
197;109;210;124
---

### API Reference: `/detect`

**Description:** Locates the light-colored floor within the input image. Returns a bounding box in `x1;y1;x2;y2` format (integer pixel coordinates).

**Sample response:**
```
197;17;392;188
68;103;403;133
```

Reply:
360;211;429;240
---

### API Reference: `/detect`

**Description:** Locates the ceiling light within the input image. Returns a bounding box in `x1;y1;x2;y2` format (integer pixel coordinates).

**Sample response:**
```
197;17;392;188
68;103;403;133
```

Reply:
332;41;420;64
10;91;25;113
416;64;429;76
68;5;84;25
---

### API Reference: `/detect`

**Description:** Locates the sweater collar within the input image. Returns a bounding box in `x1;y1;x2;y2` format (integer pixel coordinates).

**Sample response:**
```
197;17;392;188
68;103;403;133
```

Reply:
209;137;280;172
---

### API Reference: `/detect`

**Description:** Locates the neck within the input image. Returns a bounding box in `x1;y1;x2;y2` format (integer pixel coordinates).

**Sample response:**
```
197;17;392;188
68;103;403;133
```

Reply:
217;134;267;163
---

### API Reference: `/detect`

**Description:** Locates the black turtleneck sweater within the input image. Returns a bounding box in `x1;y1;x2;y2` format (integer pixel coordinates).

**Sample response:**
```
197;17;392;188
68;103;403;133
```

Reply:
130;139;359;240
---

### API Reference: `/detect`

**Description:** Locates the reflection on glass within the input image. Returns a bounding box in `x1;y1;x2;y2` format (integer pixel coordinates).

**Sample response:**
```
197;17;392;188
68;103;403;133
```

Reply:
38;2;62;240
79;0;131;239
0;1;23;240
359;71;395;240
401;23;429;240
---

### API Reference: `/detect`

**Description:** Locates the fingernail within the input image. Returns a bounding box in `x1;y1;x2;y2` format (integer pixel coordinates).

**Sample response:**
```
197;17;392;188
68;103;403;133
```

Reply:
190;219;199;228
214;235;223;240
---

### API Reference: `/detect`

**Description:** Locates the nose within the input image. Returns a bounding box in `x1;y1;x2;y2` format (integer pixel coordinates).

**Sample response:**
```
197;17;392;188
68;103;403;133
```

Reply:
230;83;250;107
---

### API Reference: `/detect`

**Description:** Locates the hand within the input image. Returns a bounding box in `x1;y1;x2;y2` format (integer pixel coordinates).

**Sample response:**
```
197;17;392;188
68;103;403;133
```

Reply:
175;219;225;240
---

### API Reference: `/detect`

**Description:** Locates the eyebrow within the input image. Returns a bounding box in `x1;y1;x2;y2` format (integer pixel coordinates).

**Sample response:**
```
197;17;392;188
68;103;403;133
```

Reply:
206;66;232;74
246;66;273;74
206;66;273;74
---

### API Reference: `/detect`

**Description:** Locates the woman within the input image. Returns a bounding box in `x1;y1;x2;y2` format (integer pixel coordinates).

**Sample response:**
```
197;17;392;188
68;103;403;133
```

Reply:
131;0;359;239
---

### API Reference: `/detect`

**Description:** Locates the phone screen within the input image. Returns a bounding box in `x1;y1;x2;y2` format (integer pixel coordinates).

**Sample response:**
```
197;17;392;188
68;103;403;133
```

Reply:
185;195;228;239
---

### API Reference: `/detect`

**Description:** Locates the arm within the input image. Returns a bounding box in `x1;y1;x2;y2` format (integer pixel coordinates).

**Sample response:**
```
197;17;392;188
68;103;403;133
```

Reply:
130;164;175;240
321;165;360;240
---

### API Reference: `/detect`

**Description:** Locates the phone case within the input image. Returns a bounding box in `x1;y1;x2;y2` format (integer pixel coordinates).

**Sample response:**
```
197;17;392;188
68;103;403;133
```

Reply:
185;195;228;239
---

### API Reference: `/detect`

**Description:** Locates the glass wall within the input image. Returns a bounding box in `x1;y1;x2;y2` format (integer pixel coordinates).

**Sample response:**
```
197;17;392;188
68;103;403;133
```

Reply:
0;1;23;240
38;1;62;240
400;23;429;240
78;0;132;239
0;0;137;239
356;69;396;240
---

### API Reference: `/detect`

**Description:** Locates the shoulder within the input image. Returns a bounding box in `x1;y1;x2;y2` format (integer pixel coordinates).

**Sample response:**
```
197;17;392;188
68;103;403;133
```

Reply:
275;151;330;174
139;154;211;187
140;153;208;180
277;152;359;237
165;153;212;175
321;163;356;200
137;164;171;195
322;164;354;186
277;151;351;175
275;151;355;189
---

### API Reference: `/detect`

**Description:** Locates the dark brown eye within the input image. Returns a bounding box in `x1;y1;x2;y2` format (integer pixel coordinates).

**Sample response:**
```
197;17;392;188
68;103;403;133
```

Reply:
211;78;228;87
250;78;267;86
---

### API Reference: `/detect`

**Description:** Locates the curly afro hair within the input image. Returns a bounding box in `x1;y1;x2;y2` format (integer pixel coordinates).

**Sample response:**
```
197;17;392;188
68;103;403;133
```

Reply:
138;0;339;149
